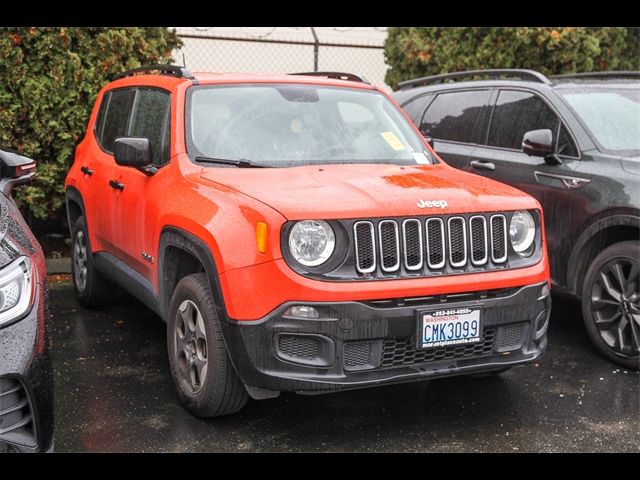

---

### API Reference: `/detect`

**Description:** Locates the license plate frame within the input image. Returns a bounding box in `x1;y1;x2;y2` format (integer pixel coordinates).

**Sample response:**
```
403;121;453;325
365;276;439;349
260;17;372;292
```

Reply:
416;304;483;349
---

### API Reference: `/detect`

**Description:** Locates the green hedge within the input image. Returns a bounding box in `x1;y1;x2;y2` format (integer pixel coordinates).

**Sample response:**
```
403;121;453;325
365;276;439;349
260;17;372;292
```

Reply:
385;27;640;89
0;27;181;222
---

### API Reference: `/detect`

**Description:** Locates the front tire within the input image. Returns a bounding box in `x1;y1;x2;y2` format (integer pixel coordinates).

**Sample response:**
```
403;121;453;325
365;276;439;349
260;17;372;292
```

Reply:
71;216;115;308
167;273;249;417
581;241;640;370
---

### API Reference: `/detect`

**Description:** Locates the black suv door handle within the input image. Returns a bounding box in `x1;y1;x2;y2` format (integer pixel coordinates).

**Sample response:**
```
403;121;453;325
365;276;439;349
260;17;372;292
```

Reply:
470;160;496;171
80;166;93;176
109;180;125;191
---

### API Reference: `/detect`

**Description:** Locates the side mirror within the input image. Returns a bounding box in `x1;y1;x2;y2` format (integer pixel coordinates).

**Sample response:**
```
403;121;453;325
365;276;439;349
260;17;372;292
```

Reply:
522;129;562;165
114;137;157;175
0;149;36;196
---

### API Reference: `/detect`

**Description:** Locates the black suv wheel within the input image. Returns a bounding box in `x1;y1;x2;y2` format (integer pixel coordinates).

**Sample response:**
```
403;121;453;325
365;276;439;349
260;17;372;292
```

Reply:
581;241;640;370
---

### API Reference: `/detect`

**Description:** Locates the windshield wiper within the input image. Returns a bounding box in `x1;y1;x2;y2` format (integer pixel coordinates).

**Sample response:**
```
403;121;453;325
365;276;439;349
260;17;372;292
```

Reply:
195;156;269;168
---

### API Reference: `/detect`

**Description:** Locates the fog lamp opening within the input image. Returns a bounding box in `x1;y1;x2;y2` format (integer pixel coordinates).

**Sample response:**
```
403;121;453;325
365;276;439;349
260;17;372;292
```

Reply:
283;305;321;319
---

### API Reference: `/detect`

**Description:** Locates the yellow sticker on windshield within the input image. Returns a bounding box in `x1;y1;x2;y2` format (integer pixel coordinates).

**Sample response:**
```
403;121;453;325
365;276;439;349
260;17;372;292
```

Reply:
381;131;406;151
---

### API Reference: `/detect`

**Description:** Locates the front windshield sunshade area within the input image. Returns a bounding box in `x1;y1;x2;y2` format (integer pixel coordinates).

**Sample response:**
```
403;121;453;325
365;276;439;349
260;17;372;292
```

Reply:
187;84;431;167
560;88;640;155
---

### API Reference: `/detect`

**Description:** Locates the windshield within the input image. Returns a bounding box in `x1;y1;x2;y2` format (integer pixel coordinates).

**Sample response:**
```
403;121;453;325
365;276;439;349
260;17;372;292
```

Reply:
186;84;431;166
559;87;640;156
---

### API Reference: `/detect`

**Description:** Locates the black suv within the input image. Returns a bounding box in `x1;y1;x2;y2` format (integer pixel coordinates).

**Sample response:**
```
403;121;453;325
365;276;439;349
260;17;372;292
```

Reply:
394;69;639;369
0;149;54;453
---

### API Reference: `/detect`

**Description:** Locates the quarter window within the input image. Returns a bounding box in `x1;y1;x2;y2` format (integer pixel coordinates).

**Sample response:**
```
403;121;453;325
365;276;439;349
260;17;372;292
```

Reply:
420;90;492;144
129;89;171;165
93;92;110;144
401;94;433;126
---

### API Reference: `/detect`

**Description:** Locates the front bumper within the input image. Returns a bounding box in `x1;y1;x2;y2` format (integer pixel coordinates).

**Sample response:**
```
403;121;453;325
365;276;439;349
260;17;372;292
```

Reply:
0;285;54;453
221;281;551;394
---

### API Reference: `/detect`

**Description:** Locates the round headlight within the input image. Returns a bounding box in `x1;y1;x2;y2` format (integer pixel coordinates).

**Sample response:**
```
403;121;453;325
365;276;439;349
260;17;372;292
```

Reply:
509;210;536;254
288;220;335;267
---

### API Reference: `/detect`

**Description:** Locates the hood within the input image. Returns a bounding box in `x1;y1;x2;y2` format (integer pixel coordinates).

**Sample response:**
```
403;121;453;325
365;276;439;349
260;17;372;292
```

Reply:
621;157;640;176
199;163;539;220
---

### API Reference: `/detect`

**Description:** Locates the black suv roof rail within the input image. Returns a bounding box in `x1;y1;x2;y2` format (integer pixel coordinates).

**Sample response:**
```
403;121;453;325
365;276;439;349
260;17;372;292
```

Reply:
113;64;195;81
397;69;552;90
551;71;640;80
289;71;371;84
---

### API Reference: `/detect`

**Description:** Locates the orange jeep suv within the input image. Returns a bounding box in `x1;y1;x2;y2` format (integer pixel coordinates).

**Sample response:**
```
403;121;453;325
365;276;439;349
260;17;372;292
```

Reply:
65;65;551;417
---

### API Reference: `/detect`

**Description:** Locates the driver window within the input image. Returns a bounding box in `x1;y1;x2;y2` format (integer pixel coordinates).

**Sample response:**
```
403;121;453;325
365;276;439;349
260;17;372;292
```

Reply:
129;88;171;166
488;90;578;157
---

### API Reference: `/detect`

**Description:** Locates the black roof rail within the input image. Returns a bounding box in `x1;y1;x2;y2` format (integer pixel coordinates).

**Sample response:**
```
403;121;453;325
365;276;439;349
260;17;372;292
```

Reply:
397;69;552;90
289;71;370;84
551;71;640;80
113;64;195;81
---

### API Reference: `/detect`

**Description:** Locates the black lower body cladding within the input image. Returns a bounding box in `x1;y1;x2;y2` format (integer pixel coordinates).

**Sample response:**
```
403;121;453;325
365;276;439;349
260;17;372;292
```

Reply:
221;282;551;394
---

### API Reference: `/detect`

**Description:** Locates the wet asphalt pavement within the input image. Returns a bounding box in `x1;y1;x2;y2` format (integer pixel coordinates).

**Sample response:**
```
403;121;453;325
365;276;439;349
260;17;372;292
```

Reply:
49;276;639;453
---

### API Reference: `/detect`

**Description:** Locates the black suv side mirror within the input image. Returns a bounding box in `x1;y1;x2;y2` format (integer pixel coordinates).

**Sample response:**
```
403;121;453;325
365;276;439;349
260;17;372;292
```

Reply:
114;137;157;175
522;129;562;165
0;149;36;196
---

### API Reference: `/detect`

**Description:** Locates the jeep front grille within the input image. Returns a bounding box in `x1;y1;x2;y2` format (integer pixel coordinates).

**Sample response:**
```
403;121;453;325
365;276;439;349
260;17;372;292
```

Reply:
354;221;376;273
470;216;488;265
490;215;507;263
352;213;513;278
378;220;400;272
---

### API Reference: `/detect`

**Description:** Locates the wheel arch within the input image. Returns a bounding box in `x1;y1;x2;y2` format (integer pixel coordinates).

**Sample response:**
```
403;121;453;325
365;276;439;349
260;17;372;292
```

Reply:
157;226;228;323
567;211;640;296
64;187;85;236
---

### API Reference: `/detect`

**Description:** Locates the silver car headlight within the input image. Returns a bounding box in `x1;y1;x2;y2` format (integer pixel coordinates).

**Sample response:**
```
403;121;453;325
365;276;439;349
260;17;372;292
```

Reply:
509;210;536;255
0;256;35;328
288;220;336;267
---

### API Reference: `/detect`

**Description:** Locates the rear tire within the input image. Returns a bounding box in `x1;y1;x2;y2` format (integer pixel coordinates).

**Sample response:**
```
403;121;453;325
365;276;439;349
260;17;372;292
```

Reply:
581;241;639;370
167;273;249;417
71;216;115;308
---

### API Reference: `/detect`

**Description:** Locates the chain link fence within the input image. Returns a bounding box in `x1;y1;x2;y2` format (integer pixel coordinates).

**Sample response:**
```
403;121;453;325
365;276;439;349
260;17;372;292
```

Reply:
173;28;391;91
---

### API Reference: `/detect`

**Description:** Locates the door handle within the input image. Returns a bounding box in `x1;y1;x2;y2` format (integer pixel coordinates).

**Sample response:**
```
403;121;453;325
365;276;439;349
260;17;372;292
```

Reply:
80;166;93;176
470;160;496;171
109;180;125;191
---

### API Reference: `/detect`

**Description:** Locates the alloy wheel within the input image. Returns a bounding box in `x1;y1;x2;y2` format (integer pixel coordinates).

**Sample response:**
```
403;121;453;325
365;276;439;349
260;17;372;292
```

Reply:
590;257;640;357
73;230;88;292
175;299;209;393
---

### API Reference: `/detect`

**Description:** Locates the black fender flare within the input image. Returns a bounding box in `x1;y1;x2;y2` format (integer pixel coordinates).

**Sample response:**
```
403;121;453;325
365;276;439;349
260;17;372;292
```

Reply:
158;226;251;382
64;186;86;235
157;226;229;323
566;212;640;295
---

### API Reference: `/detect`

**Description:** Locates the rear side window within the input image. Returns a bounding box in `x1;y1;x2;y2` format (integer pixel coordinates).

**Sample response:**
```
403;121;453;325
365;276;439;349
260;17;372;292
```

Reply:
420;90;492;144
93;92;110;142
100;89;135;152
400;94;433;126
129;88;171;165
489;90;564;151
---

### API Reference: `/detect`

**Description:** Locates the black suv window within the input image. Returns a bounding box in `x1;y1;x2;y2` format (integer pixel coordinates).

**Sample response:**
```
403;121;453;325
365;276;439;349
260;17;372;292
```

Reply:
401;94;433;126
420;90;492;144
129;88;171;165
99;89;135;153
488;90;578;156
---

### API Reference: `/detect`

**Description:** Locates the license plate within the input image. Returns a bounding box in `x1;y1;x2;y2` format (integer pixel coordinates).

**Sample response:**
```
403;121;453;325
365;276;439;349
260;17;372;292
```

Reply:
418;307;482;349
